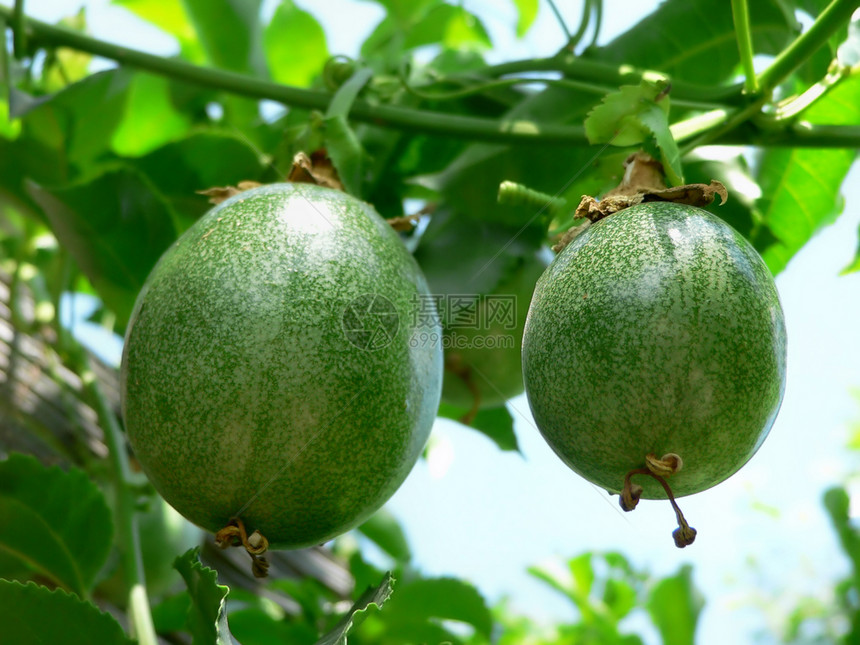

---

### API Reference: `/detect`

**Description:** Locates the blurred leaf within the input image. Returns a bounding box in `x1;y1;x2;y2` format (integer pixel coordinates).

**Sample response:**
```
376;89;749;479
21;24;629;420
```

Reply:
0;453;113;596
264;1;329;88
230;606;318;645
363;0;437;25
316;571;394;645
403;5;492;51
26;166;178;327
843;245;860;275
324;67;374;197
823;487;860;577
174;547;234;645
42;10;92;92
603;578;637;621
19;69;131;176
183;0;264;74
755;76;860;274
415;209;543;296
112;0;205;62
129;132;266;231
151;591;192;634
647;565;703;645
0;580;134;645
357;509;412;563
438;403;520;452
569;552;595;598
111;73;192;156
528;563;575;601
510;0;539;37
381;576;493;642
584;80;670;147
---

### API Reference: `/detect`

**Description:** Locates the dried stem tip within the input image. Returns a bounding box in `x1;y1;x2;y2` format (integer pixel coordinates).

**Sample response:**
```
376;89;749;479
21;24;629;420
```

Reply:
645;453;683;477
215;518;271;578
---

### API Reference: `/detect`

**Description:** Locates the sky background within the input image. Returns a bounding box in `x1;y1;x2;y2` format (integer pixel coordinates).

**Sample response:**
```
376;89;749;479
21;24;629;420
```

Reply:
32;1;860;642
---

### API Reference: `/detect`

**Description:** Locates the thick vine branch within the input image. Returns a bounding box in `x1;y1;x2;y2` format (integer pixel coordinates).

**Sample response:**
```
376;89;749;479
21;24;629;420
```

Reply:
731;0;759;94
0;6;590;146
756;0;859;92
2;5;860;148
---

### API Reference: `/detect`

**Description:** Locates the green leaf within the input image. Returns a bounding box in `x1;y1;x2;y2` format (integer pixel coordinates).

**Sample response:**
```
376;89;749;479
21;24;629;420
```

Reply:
129;132;267;231
528;563;574;599
646;565;703;645
510;0;539;37
823;487;860;575
754;77;860;274
323;67;373;197
0;453;113;596
151;592;193;634
26;165;178;327
230;606;318;645
381;576;493;642
569;552;594;597
603;578;638;621
41;10;92;92
264;1;329;88
415;210;543;296
403;5;492;51
0;580;134;645
584;80;670;147
637;103;683;185
174;547;234;645
112;0;205;62
315;571;394;645
18;69;132;176
438;403;520;452
357;509;412;563
591;0;793;83
111;72;192;157
183;0;264;74
362;0;437;26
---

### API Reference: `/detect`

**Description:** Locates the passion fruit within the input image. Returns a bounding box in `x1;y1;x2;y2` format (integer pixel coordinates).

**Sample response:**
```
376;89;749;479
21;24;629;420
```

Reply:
522;202;786;507
121;183;442;550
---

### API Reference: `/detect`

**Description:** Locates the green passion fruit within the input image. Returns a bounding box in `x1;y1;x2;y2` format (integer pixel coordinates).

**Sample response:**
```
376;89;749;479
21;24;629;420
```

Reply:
522;201;786;541
121;183;443;550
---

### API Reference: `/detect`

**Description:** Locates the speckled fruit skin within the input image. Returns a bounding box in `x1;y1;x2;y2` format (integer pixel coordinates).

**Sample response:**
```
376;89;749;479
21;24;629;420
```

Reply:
522;202;787;499
442;253;547;409
121;183;442;549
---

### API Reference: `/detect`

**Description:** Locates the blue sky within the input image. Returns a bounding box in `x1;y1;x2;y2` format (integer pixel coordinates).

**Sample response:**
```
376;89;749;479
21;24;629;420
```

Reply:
36;1;860;642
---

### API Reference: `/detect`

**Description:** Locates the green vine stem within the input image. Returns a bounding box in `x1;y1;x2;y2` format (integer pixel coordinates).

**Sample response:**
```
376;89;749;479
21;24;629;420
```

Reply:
756;0;859;93
484;55;748;104
11;0;25;59
81;363;157;645
731;0;759;94
1;4;860;149
401;68;727;110
547;0;572;42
